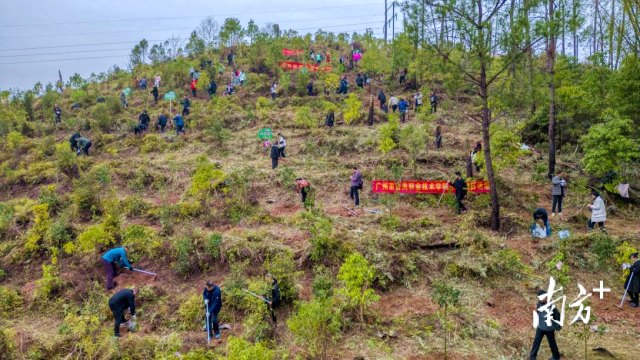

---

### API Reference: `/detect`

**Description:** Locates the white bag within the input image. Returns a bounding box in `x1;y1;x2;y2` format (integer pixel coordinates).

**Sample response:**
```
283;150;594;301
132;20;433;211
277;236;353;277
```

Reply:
532;224;547;239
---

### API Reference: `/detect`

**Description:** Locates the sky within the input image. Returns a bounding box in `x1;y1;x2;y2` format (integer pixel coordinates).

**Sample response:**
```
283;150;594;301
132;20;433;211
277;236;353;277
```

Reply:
0;0;389;91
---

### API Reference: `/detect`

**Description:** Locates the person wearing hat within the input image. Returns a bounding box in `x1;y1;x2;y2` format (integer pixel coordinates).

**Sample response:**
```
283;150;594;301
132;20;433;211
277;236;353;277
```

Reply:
449;171;468;215
529;289;562;360
202;281;222;339
587;190;606;232
625;253;640;308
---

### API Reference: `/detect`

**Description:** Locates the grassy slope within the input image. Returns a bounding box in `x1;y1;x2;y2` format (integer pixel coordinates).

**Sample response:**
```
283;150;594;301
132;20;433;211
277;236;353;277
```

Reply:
1;59;639;360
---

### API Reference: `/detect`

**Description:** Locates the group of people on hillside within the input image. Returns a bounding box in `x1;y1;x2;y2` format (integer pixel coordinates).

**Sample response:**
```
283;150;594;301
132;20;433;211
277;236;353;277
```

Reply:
99;245;281;339
132;109;184;136
532;171;610;238
269;133;286;169
377;90;438;116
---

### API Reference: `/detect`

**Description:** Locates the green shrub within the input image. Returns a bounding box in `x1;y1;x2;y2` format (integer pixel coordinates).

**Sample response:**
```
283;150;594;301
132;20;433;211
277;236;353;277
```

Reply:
55;143;78;177
204;232;222;260
72;174;102;220
224;337;273;360
0;287;23;316
343;93;363;124
264;249;300;303
287;299;341;359
5;131;26;152
302;211;339;262
295;106;316;128
336;253;379;322
34;263;62;301
77;224;114;253
173;237;196;279
177;294;203;330
312;266;334;300
0;327;17;358
590;233;618;269
91;103;112;132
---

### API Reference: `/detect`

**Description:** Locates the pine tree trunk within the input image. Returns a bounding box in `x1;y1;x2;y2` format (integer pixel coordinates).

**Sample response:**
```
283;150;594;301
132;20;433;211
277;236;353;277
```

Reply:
609;0;615;68
594;0;599;55
525;0;535;114
548;0;557;179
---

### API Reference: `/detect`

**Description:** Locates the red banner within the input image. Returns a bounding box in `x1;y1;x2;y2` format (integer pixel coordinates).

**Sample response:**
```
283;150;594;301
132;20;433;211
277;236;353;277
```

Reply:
371;180;490;194
279;61;332;72
282;49;304;56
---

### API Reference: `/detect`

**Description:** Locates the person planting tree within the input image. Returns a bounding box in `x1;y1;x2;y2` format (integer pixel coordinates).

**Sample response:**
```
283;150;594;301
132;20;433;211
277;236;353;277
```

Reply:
75;136;92;156
69;132;81;152
264;274;281;324
203;281;222;339
157;113;167;133
101;246;133;290
532;208;550;237
180;96;191;116
108;287;138;338
625;253;640;308
172;114;185;136
294;178;311;205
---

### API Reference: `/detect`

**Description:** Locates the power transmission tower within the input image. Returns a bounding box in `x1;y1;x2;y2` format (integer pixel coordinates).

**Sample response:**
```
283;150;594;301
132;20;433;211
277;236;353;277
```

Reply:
385;1;398;42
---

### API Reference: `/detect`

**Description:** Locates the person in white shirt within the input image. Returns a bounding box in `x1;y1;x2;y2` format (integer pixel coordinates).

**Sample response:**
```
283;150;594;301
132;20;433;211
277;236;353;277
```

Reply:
270;82;278;101
414;91;423;110
278;133;286;158
389;95;399;113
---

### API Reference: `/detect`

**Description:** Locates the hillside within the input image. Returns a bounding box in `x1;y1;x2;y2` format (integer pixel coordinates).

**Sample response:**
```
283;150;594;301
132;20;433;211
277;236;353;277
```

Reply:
1;35;640;360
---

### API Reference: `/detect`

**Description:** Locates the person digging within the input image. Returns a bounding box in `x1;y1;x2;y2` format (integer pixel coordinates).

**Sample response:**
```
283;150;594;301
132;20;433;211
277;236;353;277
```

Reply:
101;246;133;290
203;281;223;339
109;287;138;338
625;253;640;308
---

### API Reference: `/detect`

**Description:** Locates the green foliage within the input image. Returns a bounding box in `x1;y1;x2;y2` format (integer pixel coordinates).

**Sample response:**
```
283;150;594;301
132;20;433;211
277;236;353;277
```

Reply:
431;281;461;360
224;337;273;360
177;294;203;330
0;327;17;358
590;233;618;269
264;249;300;303
377;113;400;155
173;237;196;279
343;93;363;125
302;211;340;262
188;154;225;207
23;204;51;255
76;224;114;253
0;287;23;316
336;253;379;322
312;266;334;300
90;103;112;132
615;241;638;282
34;263;62;301
579;109;639;178
287;299;341;359
399;124;428;176
319;73;340;93
294;106;316;128
5;131;26;152
71;172;102;220
296;72;310;96
612;55;640;124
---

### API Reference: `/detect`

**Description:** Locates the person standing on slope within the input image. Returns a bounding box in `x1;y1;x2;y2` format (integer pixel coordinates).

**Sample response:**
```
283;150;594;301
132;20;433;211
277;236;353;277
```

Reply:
101;246;133;290
449;171;468;215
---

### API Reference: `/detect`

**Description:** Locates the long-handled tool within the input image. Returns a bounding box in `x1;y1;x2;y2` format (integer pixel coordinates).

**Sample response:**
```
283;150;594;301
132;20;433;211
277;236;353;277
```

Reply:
204;300;211;343
133;268;157;276
437;183;449;206
618;272;634;308
242;289;268;303
342;206;358;216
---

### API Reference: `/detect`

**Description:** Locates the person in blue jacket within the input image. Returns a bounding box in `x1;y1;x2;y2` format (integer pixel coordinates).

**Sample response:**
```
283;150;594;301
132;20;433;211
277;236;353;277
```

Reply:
172;115;185;136
398;98;409;123
101;246;133;290
203;281;222;339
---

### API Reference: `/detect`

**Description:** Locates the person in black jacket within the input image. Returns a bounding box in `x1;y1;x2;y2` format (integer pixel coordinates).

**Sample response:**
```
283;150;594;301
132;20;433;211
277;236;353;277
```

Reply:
157;114;168;133
625;253;640;308
208;80;217;99
533;208;551;237
270;143;280;169
108;288;138;337
227;52;234;66
180;96;191;116
150;86;159;104
69;132;81;152
529;289;561;360
54;104;62;123
377;90;386;110
203;281;223;339
264;274;281;324
306;79;314;96
325;111;334;128
449;171;468;215
356;74;364;88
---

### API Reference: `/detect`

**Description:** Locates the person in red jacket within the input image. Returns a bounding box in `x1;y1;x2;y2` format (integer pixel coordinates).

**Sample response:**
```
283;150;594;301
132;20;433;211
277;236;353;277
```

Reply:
190;79;197;97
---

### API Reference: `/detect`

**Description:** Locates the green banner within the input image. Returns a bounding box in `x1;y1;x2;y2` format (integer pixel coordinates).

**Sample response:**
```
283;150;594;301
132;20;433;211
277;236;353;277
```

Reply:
122;87;132;96
258;128;273;139
163;91;177;101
